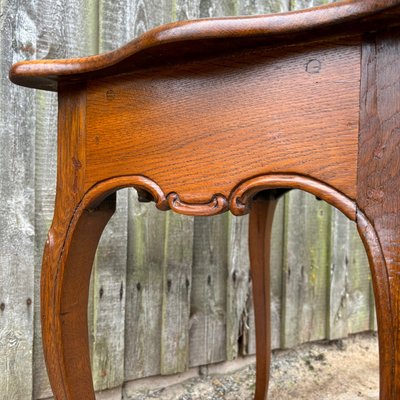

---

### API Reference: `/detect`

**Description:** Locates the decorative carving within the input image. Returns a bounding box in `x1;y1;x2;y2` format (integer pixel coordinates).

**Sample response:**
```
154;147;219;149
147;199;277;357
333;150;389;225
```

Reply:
82;175;168;211
230;174;356;219
81;173;356;220
167;192;228;216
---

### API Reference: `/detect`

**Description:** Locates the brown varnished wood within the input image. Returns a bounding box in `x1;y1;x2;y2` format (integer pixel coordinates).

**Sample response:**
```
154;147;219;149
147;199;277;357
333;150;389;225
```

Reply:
230;174;356;219
9;1;400;399
357;28;400;400
40;84;99;400
248;194;278;399
84;37;360;205
356;211;393;400
8;0;400;91
41;195;116;400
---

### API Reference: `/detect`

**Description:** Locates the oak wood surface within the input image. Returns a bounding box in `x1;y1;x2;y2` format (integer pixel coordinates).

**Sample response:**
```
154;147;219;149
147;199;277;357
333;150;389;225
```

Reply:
8;0;400;91
8;1;400;399
249;195;278;399
85;37;360;207
357;28;400;400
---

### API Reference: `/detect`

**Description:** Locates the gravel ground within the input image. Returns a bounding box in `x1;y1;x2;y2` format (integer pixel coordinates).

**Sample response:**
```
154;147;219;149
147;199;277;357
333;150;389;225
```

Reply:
125;332;379;400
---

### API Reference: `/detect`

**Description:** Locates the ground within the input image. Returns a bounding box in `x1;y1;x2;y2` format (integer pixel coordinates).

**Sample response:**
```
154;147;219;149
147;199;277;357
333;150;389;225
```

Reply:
125;333;379;400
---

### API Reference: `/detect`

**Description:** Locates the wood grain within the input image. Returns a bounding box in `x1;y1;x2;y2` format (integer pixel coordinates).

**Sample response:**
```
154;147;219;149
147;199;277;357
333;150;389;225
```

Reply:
10;1;400;399
9;0;400;91
3;1;388;399
248;195;278;399
0;2;36;398
85;38;360;205
357;28;400;400
282;191;331;347
189;214;229;367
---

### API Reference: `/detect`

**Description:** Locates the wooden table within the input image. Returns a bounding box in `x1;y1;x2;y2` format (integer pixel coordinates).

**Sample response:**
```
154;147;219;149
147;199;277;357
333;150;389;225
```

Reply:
10;0;400;398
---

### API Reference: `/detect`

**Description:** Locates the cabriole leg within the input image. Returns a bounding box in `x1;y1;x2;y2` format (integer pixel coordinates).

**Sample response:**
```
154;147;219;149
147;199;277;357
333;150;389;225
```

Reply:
41;194;116;400
248;193;279;400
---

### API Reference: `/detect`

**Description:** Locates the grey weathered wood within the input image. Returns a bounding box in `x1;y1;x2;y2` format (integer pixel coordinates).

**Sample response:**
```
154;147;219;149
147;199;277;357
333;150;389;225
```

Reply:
347;223;372;334
189;215;229;367
328;208;351;340
32;1;98;398
290;0;338;11
281;191;331;348
125;198;166;380
226;215;251;360
0;1;36;398
160;212;194;374
328;206;371;340
91;198;128;391
238;0;289;15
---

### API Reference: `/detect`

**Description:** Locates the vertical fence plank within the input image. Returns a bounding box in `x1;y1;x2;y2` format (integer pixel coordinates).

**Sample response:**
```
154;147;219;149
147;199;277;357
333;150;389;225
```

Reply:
328;209;350;340
329;211;372;340
33;1;98;398
125;198;166;380
160;213;194;374
0;1;36;398
226;216;250;360
281;191;331;348
347;225;371;334
189;215;229;367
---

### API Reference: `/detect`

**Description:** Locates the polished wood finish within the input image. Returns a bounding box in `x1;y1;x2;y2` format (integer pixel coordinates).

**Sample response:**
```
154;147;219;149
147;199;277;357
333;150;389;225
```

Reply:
357;28;400;399
9;0;400;399
249;193;279;399
84;38;360;206
8;0;400;91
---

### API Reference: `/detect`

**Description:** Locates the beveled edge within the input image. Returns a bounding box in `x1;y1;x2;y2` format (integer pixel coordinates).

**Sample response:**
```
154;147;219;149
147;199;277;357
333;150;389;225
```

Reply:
10;0;400;91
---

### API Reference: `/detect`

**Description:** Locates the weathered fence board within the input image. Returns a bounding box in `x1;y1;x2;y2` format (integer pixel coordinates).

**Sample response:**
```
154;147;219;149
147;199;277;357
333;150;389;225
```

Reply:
125;198;167;380
329;208;351;340
0;1;36;398
226;216;251;360
189;215;229;367
347;224;372;334
160;212;194;374
32;1;98;398
282;192;331;348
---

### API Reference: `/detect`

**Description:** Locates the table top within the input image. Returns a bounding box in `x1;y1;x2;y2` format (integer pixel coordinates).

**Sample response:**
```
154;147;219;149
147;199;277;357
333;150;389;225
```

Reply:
9;0;400;92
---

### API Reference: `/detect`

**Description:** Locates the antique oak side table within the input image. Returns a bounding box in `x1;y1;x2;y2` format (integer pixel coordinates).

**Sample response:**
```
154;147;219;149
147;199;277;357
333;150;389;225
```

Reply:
9;0;400;399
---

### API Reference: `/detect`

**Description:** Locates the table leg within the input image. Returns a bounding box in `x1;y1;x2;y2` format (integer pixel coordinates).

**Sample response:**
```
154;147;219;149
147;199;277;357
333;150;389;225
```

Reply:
41;193;116;400
249;193;278;400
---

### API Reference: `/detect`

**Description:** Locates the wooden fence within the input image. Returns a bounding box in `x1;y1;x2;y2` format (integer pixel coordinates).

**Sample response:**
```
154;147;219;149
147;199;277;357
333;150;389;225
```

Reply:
0;0;374;399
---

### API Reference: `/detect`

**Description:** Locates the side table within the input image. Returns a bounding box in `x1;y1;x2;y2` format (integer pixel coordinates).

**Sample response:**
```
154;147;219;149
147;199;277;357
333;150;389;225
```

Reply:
10;0;400;398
